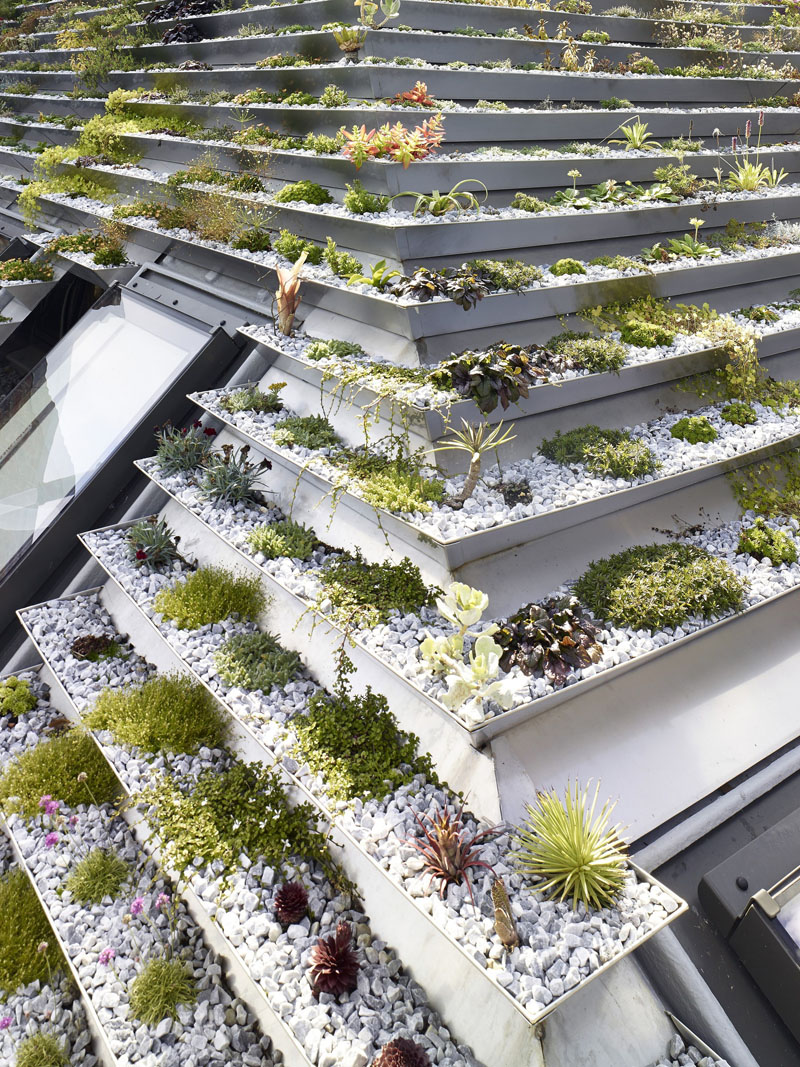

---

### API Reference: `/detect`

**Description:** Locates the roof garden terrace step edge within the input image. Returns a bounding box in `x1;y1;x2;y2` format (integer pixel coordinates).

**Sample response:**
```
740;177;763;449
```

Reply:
130;453;800;761
239;323;800;435
190;392;800;575
0;811;122;1067
2;63;798;107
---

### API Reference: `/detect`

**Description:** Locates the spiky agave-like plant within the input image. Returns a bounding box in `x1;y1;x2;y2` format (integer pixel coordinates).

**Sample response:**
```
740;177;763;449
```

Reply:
434;419;516;504
309;921;359;997
373;1036;432;1067
406;798;498;907
512;781;628;911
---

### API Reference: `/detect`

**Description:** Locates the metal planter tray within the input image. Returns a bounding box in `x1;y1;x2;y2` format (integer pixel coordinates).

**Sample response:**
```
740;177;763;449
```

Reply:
71;528;689;1063
134;454;800;762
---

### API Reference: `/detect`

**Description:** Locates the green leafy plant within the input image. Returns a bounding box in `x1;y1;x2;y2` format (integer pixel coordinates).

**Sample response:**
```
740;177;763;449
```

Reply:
139;761;331;885
388;179;487;217
129;958;197;1027
247;519;317;560
126;516;183;570
540;425;659;480
573;542;747;630
0;258;54;282
15;1032;68;1067
320;82;349;107
274;179;333;205
292;658;435;802
0;675;37;717
547;331;627;374
305;338;364;362
214;631;303;691
274;230;323;265
347;258;402;291
0;730;118;817
468;258;542;291
737;517;798;564
496;596;602;684
670;415;717;443
550;258;586;277
618;319;675;347
86;674;227;754
610;118;661;150
66;848;129;904
343;180;388;214
154;566;267;629
0;868;64;993
431;344;549;414
721;401;758;425
324;238;363;278
512;782;628;910
318;551;438;629
219;384;284;415
197;443;271;506
346;452;444;513
272;414;341;450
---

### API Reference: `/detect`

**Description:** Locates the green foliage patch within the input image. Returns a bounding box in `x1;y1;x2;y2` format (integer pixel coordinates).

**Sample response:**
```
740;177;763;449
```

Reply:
540;425;659;480
0;675;38;717
0;730;118;817
318;551;439;629
129;958;197;1028
66;848;129;904
214;631;303;692
737;517;798;565
153;567;267;629
0;868;64;994
246;519;317;560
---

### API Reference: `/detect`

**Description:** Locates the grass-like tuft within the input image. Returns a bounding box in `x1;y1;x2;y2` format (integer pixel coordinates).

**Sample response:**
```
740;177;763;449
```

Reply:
66;848;129;904
0;868;64;994
16;1032;68;1067
0;730;118;817
128;957;197;1027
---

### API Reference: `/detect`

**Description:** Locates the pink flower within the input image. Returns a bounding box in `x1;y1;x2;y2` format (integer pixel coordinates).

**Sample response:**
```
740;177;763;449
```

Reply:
156;892;170;910
69;815;78;826
98;947;115;966
45;832;59;849
130;897;145;916
745;119;752;139
732;136;738;153
758;109;764;127
37;942;48;954
0;1016;11;1030
38;795;52;809
44;800;60;816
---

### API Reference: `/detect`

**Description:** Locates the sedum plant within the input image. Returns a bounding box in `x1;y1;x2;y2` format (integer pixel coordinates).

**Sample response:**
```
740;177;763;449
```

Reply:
0;674;37;717
550;258;586;277
407;797;497;907
737;517;798;565
219;384;284;415
574;543;747;631
247;519;317;560
274;179;333;205
272;414;340;450
340;113;445;168
670;415;717;444
495;596;601;685
153;566;267;629
513;781;628;911
214;631;303;691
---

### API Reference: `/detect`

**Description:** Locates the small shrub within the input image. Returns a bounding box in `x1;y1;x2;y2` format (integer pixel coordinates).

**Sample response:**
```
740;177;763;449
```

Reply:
292;659;435;802
670;415;717;443
15;1032;68;1067
320;83;349;107
721;401;758;426
274;229;323;265
247;519;317;560
511;191;547;213
0;730;118;817
274;179;333;205
547;331;626;374
219;385;284;415
272;414;340;450
66;848;129;904
0;675;37;717
231;227;272;252
86;674;227;754
129;958;197;1027
618;319;675;347
573;542;746;630
343;180;388;215
318;551;439;629
737;517;798;564
540;425;658;479
0;868;63;993
348;454;444;514
153;566;267;629
469;258;542;291
550;258;587;277
600;96;632;109
324;238;363;278
214;631;303;691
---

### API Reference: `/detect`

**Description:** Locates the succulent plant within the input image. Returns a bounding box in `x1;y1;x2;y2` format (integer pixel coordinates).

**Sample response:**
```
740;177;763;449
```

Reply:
495;596;602;686
309;921;359;997
372;1036;432;1067
406;798;498;907
274;882;308;925
491;877;519;950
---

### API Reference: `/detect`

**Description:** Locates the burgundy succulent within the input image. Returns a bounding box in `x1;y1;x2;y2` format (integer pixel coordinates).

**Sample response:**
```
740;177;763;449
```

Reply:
274;882;308;925
372;1037;431;1067
309;921;359;998
406;799;498;908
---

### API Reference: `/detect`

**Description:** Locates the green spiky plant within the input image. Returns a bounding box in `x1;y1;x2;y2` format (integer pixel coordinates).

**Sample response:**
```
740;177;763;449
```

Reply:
128;957;197;1027
512;781;628;911
16;1032;68;1067
434;420;517;504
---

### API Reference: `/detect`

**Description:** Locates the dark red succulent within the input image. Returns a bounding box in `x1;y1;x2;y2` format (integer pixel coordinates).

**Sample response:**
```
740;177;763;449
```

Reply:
274;882;308;925
309;921;359;998
406;799;498;908
373;1037;431;1067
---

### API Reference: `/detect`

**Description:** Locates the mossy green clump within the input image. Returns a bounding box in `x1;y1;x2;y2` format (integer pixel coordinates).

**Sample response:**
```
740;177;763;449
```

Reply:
510;191;547;213
539;425;659;480
292;664;435;802
219;385;284;415
547;331;627;374
550;258;587;277
15;1032;68;1067
0;730;118;818
344;453;444;514
618;319;675;347
139;762;331;884
214;632;303;692
721;401;758;426
129;957;197;1028
274;230;324;265
272;414;341;450
65;848;129;904
343;180;388;215
153;566;267;629
274;179;333;205
468;258;542;291
573;543;747;631
0;868;64;994
304;338;364;362
0;675;37;717
737;517;798;565
246;519;317;560
670;415;717;443
85;674;227;755
318;551;439;629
